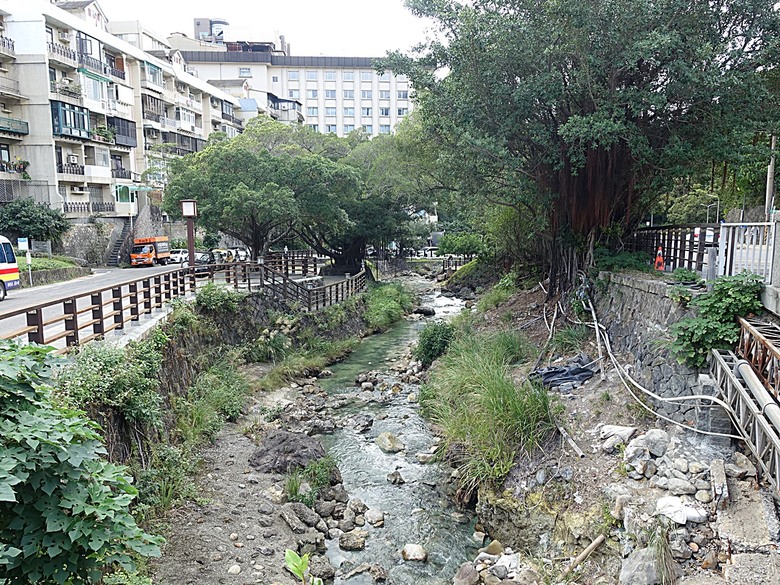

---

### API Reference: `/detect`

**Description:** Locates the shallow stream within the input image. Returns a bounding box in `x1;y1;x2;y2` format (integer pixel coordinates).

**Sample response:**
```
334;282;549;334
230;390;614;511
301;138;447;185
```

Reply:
319;288;475;584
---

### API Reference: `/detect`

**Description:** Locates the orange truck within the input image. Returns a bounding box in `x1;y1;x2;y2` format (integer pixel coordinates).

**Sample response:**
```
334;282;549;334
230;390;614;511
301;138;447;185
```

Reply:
130;236;171;267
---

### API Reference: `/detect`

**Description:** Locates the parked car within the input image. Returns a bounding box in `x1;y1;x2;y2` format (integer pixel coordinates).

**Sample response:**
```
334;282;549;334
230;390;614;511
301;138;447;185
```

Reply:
182;251;214;276
230;247;250;262
692;227;717;245
169;249;188;264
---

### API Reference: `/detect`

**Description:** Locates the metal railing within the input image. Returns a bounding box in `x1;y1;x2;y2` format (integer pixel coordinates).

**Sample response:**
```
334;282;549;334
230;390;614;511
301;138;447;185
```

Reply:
57;162;84;175
0;116;29;135
0;36;15;55
0;263;367;351
262;254;319;276
711;349;780;494
442;256;471;271
0;74;20;95
47;42;77;64
111;168;132;179
63;201;115;215
737;317;780;399
717;222;775;284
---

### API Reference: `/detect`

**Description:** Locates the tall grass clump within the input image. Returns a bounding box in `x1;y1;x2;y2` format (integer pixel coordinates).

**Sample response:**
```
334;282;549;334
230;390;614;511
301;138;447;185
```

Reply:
414;322;455;367
551;324;592;354
421;331;556;491
364;282;414;331
476;274;516;312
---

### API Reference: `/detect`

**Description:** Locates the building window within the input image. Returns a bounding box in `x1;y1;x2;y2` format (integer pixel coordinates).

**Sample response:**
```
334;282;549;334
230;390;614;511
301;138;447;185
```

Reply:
325;71;336;81
398;108;408;116
325;107;337;116
397;74;408;82
288;89;300;99
325;89;337;99
308;124;319;131
51;101;90;138
238;67;252;78
0;144;9;162
288;70;299;80
326;124;337;133
380;124;391;134
306;70;318;80
360;71;372;81
307;107;319;116
84;77;105;101
361;90;372;99
398;90;409;99
363;125;373;134
343;107;354;117
145;62;164;87
379;107;390;116
306;89;318;99
343;90;354;99
379;71;391;81
272;75;279;82
343;124;355;133
46;27;54;45
343;71;354;81
379;90;390;99
361;107;372;116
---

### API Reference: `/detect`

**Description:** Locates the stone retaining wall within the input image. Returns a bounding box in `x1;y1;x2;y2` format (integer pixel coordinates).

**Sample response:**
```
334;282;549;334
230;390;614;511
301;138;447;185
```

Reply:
595;272;730;432
18;267;92;289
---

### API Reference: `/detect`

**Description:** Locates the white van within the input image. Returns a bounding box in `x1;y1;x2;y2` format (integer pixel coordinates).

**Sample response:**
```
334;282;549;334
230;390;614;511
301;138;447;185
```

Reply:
0;235;20;301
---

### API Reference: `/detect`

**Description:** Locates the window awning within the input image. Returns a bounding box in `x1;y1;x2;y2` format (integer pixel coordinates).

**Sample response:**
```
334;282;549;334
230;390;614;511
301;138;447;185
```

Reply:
78;68;111;84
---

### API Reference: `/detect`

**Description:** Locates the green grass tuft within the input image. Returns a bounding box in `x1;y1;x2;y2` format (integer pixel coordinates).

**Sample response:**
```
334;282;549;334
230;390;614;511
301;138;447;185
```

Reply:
364;282;414;331
551;324;592;354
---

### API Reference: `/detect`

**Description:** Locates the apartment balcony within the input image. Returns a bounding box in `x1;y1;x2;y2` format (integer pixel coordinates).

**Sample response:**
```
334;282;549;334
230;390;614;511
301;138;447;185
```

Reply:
140;78;164;92
106;98;132;118
160;116;177;129
111;168;133;180
105;65;126;81
47;42;78;68
90;132;114;145
162;87;177;104
0;161;27;175
63;201;115;215
221;112;243;126
84;165;112;184
0;36;15;58
143;111;161;123
57;162;85;175
77;53;103;75
0;75;22;98
0;179;51;205
175;94;202;112
0;116;29;137
50;81;83;106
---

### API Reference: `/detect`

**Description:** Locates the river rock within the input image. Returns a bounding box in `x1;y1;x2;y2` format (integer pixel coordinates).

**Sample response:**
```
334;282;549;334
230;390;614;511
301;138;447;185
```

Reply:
286;502;321;527
365;509;385;527
416;452;436;464
730;452;757;478
315;500;336;518
227;564;241;575
348;498;368;515
339;529;368;551
601;425;637;442
353;413;374;433
361;381;375;391
480;539;504;556
308;554;336;580
668;478;697;496
453;562;480;585
280;505;307;534
401;543;428;562
376;432;405;453
619;547;661;585
248;430;326;473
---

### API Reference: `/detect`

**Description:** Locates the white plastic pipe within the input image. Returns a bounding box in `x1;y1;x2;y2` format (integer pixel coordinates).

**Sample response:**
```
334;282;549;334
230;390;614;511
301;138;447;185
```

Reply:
735;359;780;432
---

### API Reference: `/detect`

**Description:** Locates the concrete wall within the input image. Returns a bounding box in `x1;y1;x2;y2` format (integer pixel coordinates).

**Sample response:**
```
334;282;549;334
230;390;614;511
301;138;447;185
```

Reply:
595;272;730;432
58;218;123;265
18;266;92;289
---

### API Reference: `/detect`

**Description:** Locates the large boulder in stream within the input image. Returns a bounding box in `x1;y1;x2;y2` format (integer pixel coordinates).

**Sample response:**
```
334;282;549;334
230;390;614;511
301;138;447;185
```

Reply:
248;430;325;473
375;432;405;453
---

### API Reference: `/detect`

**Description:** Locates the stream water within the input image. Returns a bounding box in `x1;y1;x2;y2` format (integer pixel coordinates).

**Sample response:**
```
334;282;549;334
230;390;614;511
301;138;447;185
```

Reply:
319;288;476;584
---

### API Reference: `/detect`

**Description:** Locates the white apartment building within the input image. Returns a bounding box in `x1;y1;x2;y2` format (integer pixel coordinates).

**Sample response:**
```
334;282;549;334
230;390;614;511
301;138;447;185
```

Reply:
168;35;413;138
0;0;243;220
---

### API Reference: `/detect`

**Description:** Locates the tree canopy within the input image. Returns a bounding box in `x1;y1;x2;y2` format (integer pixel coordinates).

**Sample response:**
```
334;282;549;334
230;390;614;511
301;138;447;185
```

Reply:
0;198;69;244
385;0;780;290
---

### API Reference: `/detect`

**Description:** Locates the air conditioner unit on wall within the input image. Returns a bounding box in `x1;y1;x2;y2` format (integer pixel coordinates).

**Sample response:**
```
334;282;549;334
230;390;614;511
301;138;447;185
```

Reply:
66;154;79;164
71;187;87;194
147;129;158;139
58;31;70;42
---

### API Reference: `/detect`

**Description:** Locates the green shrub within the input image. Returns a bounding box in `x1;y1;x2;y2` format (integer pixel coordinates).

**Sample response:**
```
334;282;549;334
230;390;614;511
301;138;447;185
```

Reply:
134;444;197;517
671;272;764;367
22;256;78;271
0;342;162;583
285;456;338;508
670;267;700;283
246;329;291;363
195;282;247;312
364;282;414;331
477;285;513;312
57;341;164;429
415;322;456;367
421;331;554;490
593;248;652;273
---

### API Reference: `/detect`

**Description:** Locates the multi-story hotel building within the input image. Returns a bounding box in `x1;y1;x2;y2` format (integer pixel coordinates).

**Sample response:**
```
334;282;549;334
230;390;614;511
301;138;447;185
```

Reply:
169;31;413;138
0;0;243;222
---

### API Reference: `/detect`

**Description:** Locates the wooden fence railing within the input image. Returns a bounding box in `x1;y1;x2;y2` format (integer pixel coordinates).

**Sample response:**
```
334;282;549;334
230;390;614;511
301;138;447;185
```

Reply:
627;224;720;272
0;263;367;351
737;317;780;400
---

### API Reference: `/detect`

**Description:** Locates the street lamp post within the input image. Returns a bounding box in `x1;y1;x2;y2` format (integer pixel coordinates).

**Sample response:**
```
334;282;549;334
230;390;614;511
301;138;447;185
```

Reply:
707;193;720;223
180;199;197;275
700;203;717;224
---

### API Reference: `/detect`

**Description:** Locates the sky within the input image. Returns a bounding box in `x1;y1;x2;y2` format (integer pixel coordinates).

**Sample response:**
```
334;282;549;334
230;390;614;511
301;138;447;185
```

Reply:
96;0;435;57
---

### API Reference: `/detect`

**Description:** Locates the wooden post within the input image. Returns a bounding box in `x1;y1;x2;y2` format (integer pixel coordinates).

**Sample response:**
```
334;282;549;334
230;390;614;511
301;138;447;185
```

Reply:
26;308;44;345
93;291;106;336
130;282;140;321
153;276;162;309
63;298;79;347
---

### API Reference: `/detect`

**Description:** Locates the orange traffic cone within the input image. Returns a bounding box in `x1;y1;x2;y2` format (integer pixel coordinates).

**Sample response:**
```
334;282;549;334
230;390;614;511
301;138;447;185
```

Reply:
654;246;665;271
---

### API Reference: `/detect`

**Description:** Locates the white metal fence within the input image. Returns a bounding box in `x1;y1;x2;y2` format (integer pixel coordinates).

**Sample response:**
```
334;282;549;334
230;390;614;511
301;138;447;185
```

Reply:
717;222;775;284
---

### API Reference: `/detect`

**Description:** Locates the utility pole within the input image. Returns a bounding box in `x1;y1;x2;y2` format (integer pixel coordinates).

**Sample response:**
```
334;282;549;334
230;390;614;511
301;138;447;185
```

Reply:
766;134;776;221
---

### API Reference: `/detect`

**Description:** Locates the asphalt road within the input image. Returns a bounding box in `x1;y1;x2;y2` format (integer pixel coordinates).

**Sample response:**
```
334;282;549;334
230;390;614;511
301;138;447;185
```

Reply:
0;265;176;346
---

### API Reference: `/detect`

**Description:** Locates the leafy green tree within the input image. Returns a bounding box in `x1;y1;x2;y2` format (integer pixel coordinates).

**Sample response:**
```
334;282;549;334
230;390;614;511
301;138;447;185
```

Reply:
0;342;162;583
438;232;483;257
164;141;300;259
386;0;780;292
0;197;69;244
